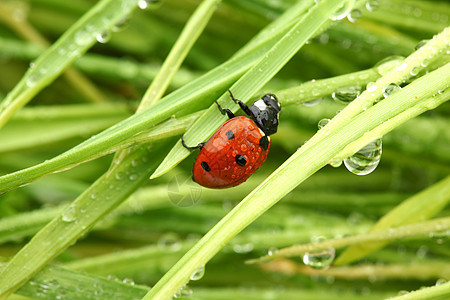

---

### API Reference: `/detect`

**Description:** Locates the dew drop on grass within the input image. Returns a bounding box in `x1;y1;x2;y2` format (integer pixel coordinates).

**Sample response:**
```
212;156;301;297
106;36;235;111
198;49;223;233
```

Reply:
382;83;401;98
347;9;362;22
374;56;404;75
112;18;130;32
344;139;382;175
330;0;355;21
332;86;361;104
96;31;111;44
415;39;429;50
301;97;322;107
329;158;342;168
158;233;182;251
62;205;77;222
303;248;335;269
317;118;330;129
268;247;279;256
190;265;205;281
233;243;254;253
365;0;379;12
174;285;193;298
138;0;162;9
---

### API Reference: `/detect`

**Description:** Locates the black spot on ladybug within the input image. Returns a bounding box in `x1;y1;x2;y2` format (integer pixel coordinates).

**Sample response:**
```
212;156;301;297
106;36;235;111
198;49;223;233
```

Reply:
235;155;247;167
259;136;269;150
201;161;211;172
226;130;235;140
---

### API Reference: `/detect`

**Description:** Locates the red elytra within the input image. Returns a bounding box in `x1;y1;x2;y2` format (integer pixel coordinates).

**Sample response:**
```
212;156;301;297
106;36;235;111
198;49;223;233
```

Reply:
192;116;270;188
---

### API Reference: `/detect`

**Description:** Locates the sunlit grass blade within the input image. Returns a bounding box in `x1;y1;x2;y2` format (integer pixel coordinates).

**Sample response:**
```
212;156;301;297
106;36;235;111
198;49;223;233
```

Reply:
334;175;450;265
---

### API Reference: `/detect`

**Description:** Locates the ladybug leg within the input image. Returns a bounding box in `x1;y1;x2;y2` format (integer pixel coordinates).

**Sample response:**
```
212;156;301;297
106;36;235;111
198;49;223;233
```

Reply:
181;134;204;151
214;100;235;119
227;89;252;116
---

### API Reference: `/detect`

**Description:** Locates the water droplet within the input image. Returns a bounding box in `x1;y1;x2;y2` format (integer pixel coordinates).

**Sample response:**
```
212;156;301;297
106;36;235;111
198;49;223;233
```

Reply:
62;205;77;222
128;174;138;181
332;86;361;104
112;18;129;32
74;28;92;46
158;233;181;251
366;82;378;92
303;248;335;269
374;56;404;75
122;278;135;285
330;0;356;21
174;285;192;298
138;0;162;9
232;243;254;253
365;0;379;12
268;247;278;256
96;31;111;44
329;158;342;168
347;9;362;22
344;139;382;175
318;118;330;129
415;39;429;50
382;83;401;98
301;98;322;107
396;62;408;71
25;73;40;87
436;278;447;286
190;265;205;281
410;67;420;76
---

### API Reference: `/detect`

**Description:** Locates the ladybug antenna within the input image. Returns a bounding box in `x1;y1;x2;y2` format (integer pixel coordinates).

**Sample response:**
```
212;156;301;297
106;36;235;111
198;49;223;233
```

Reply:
181;134;204;151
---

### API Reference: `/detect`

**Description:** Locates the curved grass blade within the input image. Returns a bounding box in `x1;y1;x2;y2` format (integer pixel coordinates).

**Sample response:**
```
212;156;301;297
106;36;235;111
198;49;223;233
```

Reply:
0;0;141;129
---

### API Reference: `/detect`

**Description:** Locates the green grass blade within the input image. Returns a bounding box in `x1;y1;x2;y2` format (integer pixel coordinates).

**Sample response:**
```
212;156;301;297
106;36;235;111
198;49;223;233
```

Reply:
150;0;345;179
0;141;167;297
143;62;450;299
0;0;140;129
334;175;450;265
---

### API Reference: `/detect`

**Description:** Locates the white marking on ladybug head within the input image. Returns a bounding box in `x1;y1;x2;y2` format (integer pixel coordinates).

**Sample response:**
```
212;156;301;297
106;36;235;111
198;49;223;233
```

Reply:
253;99;268;111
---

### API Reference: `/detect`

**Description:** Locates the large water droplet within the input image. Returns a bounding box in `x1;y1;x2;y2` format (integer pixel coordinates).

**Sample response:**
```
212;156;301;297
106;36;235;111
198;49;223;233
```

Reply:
303;248;335;269
382;83;401;98
190;265;205;281
62;205;77;222
365;0;380;12
330;0;356;21
344;139;382;175
332;86;361;104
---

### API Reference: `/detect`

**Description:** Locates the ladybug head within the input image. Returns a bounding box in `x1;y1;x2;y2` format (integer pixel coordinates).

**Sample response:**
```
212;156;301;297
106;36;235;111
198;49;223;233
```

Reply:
249;93;281;136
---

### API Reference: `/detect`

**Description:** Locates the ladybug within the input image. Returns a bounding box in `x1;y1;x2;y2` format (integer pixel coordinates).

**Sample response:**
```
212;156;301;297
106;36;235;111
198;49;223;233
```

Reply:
181;89;281;189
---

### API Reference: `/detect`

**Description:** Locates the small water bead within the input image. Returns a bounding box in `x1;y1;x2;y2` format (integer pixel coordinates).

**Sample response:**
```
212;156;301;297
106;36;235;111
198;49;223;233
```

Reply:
329;158;342;168
62;205;77;222
301;97;322;107
190;265;205;281
396;62;408;71
112;18;130;32
330;0;356;21
138;0;162;9
174;285;193;298
302;248;335;269
317;118;330;130
436;278;447;286
96;31;111;44
415;39;429;50
233;243;254;254
332;86;361;104
347;9;362;23
365;0;379;12
366;82;378;93
382;83;401;98
74;27;93;46
267;247;279;256
374;56;404;75
25;73;40;88
343;138;382;175
158;233;182;251
410;67;420;76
